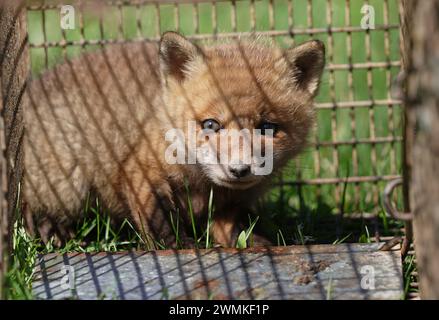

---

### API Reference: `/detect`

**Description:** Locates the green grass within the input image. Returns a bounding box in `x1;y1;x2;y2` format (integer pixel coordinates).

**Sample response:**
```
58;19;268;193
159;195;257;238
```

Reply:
403;253;418;299
5;190;146;299
4;185;258;299
5;0;412;299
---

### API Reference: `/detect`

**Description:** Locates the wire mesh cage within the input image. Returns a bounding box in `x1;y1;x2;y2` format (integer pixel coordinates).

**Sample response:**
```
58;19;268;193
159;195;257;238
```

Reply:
0;0;417;299
23;0;405;243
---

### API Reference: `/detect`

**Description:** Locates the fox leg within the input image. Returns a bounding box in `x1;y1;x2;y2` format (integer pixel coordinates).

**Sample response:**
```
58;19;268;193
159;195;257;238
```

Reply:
211;210;240;247
26;213;74;247
23;202;74;246
121;174;192;249
211;208;273;247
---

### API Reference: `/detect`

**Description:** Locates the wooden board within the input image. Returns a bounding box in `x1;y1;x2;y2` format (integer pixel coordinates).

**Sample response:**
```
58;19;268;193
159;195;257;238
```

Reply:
32;243;403;300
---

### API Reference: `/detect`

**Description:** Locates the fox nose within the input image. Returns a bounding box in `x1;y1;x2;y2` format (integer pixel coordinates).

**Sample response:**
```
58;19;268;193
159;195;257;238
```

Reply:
229;164;251;178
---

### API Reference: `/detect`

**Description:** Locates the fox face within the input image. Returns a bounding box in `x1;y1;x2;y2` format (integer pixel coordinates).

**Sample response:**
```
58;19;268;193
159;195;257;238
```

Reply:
160;32;325;190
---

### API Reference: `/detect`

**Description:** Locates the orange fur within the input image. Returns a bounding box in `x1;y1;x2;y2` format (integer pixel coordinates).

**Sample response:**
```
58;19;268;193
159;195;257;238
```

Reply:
22;32;325;247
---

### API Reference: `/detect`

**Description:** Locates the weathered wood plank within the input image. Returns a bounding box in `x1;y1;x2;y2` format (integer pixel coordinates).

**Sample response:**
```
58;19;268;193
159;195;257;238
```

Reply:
32;243;403;300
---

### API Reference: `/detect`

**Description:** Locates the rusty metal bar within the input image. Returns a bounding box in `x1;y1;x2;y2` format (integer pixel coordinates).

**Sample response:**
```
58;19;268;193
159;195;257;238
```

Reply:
0;0;29;298
27;25;401;47
325;0;341;213
314;136;403;147
345;0;360;211
383;178;413;221
398;0;415;265
277;174;401;186
26;0;252;11
315;99;401;110
363;0;380;219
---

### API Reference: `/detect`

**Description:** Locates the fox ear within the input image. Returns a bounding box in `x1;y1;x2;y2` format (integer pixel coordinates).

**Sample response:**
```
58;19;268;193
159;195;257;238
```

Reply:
285;40;326;96
159;32;200;83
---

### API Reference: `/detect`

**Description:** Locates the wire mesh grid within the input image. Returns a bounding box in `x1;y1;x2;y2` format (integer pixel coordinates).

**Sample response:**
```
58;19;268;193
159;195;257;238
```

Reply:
23;0;404;243
0;0;414;301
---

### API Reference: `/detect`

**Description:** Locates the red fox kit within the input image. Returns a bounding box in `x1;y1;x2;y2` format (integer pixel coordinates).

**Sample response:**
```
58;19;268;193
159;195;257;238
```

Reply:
22;32;325;248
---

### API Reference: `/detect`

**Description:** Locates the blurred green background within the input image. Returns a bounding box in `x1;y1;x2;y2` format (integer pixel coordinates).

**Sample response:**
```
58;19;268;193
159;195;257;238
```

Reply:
25;0;403;243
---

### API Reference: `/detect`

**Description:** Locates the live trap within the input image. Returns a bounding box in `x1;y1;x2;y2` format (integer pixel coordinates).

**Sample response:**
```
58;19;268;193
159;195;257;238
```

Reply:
0;0;417;300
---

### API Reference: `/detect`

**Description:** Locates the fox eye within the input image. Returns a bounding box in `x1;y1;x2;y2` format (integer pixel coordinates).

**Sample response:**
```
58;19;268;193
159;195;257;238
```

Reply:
202;119;221;132
258;122;278;135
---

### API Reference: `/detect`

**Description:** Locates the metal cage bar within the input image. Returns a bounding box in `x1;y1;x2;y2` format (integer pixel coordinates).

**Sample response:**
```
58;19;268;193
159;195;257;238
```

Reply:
0;0;29;298
0;0;416;300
